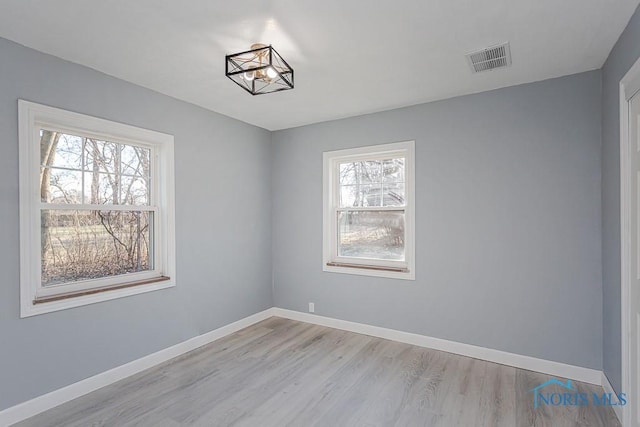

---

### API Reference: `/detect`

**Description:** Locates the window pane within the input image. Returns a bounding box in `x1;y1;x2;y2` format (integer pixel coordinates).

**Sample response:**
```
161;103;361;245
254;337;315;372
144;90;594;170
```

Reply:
340;184;357;206
41;210;152;286
85;139;119;174
40;131;84;170
121;176;150;205
41;168;83;203
338;158;405;207
83;172;119;204
337;210;404;260
359;160;382;182
339;163;357;185
121;144;150;177
339;160;382;185
40;129;151;207
383;183;405;206
382;158;405;182
340;184;382;207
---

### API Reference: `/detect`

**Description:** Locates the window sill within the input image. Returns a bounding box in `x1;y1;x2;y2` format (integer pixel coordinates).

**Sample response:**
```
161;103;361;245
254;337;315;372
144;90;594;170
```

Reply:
323;262;415;280
34;276;171;304
21;276;175;318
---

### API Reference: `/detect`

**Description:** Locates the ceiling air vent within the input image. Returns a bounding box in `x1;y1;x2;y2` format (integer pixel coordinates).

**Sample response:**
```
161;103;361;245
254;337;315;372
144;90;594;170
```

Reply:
466;42;512;73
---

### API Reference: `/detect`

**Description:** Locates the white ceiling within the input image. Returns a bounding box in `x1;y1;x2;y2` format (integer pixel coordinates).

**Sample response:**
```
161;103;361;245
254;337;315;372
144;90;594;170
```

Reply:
0;0;638;130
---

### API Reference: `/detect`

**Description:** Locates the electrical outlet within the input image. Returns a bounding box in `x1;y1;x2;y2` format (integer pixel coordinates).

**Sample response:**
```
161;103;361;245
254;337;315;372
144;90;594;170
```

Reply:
308;302;315;313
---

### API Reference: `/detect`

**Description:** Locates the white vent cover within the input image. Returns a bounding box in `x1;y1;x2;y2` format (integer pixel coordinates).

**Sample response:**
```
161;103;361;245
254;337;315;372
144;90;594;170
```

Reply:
466;42;512;73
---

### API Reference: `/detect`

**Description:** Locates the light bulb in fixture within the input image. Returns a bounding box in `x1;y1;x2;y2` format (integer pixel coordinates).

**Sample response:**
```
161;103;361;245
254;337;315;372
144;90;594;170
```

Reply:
243;71;255;81
266;67;278;79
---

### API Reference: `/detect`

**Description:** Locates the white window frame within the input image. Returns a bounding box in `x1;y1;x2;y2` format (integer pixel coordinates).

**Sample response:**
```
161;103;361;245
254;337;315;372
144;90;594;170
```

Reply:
18;100;176;317
323;141;415;280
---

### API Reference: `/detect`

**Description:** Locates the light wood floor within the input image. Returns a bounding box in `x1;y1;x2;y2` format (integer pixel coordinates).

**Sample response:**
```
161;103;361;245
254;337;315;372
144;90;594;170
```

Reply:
15;317;620;427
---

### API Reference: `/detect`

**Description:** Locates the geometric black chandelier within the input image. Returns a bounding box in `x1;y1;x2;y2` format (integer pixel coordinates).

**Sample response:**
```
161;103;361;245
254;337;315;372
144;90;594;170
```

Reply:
225;43;294;95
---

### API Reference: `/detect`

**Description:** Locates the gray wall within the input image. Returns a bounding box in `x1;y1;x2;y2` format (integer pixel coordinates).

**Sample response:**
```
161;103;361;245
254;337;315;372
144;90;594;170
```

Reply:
601;4;640;394
0;38;273;410
272;71;603;370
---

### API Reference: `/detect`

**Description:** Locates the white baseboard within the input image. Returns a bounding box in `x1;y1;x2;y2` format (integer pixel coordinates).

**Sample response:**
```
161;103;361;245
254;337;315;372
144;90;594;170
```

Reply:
0;308;275;427
601;372;623;423
272;308;603;386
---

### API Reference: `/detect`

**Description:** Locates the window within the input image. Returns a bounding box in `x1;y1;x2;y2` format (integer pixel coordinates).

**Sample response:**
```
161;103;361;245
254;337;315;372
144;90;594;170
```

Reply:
19;100;176;317
323;141;415;280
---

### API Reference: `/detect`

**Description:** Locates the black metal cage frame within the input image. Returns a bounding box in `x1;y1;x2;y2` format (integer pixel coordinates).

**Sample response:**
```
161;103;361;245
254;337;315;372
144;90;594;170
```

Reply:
225;45;294;95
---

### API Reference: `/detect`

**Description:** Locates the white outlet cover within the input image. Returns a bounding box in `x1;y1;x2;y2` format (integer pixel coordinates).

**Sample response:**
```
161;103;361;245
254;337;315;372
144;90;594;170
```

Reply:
308;303;315;313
